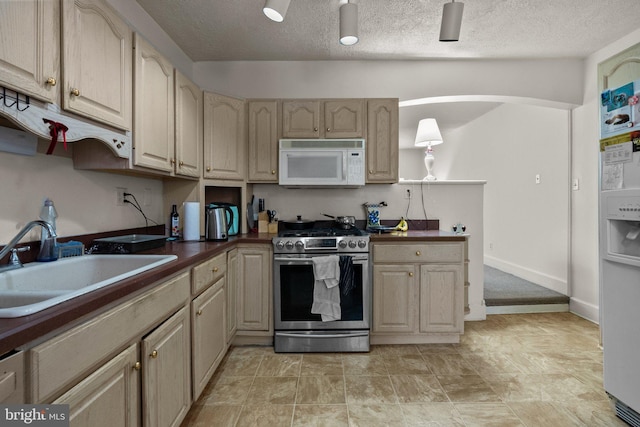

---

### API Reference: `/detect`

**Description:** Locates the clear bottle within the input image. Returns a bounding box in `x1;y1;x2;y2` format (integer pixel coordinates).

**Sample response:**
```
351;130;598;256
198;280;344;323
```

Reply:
37;198;58;261
170;204;180;238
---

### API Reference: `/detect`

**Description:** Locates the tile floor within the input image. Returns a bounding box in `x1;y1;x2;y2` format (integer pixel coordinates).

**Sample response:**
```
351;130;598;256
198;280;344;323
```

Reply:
181;313;627;427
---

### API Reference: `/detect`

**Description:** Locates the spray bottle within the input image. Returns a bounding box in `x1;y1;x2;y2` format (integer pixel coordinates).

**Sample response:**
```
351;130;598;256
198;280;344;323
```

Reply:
37;198;58;262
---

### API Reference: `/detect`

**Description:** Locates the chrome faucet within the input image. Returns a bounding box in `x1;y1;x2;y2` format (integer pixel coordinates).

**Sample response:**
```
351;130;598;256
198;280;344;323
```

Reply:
0;220;57;272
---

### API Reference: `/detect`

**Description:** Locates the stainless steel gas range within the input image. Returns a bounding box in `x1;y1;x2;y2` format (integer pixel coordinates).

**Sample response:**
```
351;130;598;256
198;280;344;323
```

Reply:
273;228;371;353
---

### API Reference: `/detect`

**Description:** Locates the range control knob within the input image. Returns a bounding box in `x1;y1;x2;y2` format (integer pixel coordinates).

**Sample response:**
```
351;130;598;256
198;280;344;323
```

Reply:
358;240;367;248
338;240;348;249
285;241;294;250
276;241;285;250
295;241;304;250
348;240;357;249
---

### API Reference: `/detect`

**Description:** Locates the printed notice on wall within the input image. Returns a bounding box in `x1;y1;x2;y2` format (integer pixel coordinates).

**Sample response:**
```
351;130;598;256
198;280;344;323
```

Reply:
604;141;634;164
602;163;624;190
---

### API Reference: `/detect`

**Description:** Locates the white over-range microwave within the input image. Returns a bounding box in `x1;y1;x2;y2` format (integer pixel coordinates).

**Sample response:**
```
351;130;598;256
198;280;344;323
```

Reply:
278;139;365;187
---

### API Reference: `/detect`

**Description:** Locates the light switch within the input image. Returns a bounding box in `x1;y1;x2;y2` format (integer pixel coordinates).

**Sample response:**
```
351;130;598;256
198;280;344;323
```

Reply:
572;178;580;191
535;174;541;184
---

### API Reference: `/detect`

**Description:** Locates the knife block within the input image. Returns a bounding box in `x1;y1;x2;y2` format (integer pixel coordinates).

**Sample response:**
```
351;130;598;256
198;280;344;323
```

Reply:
258;211;269;233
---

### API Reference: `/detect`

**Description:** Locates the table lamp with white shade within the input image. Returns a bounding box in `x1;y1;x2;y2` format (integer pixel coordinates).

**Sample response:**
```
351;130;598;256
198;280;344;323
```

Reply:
414;118;443;181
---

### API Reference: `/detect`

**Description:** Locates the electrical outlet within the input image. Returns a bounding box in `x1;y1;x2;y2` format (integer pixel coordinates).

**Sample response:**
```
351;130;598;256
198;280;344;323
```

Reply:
535;174;541;184
405;189;412;199
572;178;580;191
489;242;493;250
116;187;127;206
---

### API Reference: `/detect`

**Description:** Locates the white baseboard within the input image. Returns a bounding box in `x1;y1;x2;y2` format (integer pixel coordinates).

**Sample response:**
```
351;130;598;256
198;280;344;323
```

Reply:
464;303;487;321
484;255;568;295
569;297;599;324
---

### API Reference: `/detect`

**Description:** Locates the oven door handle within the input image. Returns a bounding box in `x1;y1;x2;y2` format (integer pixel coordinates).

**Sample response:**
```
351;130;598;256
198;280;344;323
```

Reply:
274;256;369;263
275;332;369;339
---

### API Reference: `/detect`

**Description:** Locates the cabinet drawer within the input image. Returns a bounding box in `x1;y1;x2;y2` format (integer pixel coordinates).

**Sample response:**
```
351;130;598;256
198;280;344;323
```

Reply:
192;252;227;295
373;243;463;264
0;351;24;403
29;271;190;403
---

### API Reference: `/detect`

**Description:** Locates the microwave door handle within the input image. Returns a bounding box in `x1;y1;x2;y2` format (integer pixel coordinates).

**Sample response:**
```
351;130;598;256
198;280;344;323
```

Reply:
343;153;347;180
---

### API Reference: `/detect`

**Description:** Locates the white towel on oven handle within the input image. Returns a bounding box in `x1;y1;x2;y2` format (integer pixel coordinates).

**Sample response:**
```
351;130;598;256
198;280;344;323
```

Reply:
311;255;341;321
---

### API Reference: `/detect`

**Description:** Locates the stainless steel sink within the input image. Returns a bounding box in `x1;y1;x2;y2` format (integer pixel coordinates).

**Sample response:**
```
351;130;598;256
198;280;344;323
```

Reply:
0;254;177;318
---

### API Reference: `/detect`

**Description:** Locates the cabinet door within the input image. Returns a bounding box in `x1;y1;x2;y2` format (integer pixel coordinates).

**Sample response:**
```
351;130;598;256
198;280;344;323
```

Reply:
62;0;132;130
191;277;226;401
203;92;246;180
0;351;24;404
366;99;399;183
0;0;59;103
282;100;320;138
324;99;364;138
248;100;279;181
237;246;272;331
54;344;140;427
372;264;417;334
174;70;202;178
133;33;174;173
227;249;238;342
142;306;191;427
419;265;463;333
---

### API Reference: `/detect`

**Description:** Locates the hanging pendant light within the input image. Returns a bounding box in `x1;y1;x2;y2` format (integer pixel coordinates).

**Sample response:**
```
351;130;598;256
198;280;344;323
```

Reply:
439;0;464;42
263;0;291;22
339;1;358;46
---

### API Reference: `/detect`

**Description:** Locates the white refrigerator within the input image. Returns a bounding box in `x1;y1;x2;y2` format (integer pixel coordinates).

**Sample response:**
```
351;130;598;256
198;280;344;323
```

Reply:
600;79;640;426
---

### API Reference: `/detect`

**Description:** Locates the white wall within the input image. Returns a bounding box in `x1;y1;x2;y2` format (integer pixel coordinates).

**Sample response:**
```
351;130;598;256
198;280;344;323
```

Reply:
434;103;570;294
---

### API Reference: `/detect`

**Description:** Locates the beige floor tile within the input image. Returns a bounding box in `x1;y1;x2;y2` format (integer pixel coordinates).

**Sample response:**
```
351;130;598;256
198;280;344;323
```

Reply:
423;353;477;375
371;344;420;356
461;352;523;375
383;354;431;375
454;403;524;427
342;354;388;375
296;376;346;404
401;402;465;426
389;374;448;403
539;373;608;403
507;401;583;427
246;377;298;404
345;375;398;404
416;343;461;354
436;375;501;403
347;404;405;427
558;400;630;427
292;404;349;427
257;354;302;377
200;375;254;405
300;354;344;376
181;404;242;427
235;404;294;427
481;373;544;402
221;354;264;377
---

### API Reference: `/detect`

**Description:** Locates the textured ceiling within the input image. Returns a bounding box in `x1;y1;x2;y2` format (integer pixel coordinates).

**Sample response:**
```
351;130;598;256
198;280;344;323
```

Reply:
135;0;639;61
134;0;639;148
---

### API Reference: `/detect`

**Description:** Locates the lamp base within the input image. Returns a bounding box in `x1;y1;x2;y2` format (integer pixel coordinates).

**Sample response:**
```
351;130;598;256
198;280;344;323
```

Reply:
422;175;437;181
423;148;437;181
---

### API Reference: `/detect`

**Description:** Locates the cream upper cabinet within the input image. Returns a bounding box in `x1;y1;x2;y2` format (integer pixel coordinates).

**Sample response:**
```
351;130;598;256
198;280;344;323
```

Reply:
133;33;174;173
248;100;279;182
54;344;140;427
372;242;465;344
236;245;272;333
203;92;246;180
62;0;132;130
366;99;399;183
174;70;203;178
282;99;364;139
142;305;191;427
0;0;59;103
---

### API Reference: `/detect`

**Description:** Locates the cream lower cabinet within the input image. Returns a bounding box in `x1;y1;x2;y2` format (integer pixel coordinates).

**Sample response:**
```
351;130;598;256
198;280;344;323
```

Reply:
28;271;191;427
227;249;238;342
235;245;273;344
54;344;139;427
371;242;465;344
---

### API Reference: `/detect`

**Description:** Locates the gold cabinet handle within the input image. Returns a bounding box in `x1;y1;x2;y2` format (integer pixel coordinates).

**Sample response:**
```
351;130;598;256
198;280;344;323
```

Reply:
170;158;175;165
197;309;203;316
46;77;57;86
369;169;374;174
271;170;276;175
416;251;421;256
327;128;331;132
212;267;218;273
133;361;141;371
150;350;158;359
179;160;184;167
408;272;414;277
206;166;211;172
70;88;80;96
314;127;318;132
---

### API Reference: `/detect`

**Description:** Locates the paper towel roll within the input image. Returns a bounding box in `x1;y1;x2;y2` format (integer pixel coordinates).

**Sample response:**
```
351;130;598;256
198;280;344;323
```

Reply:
183;202;200;241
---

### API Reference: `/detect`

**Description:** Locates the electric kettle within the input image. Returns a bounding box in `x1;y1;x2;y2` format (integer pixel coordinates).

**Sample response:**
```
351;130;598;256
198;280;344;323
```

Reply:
205;205;233;241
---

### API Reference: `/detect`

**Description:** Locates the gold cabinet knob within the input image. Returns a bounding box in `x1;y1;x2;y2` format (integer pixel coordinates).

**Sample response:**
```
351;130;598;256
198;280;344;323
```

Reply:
416;251;421;256
133;361;141;371
46;77;57;86
70;88;80;96
327;128;331;132
179;160;184;167
271;170;276;174
314;127;318;132
206;166;211;172
409;272;414;277
197;309;203;316
150;350;158;359
369;170;374;174
170;158;175;165
213;267;218;273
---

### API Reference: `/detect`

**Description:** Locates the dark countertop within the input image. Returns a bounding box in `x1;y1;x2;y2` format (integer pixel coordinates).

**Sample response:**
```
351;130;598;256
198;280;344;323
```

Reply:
0;230;465;355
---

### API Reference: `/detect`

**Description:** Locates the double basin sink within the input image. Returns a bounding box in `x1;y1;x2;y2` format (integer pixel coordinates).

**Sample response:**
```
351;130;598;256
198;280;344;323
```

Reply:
0;254;177;318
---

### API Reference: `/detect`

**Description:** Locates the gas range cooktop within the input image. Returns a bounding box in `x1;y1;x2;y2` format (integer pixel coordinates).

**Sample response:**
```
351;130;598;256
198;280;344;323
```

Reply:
273;228;369;254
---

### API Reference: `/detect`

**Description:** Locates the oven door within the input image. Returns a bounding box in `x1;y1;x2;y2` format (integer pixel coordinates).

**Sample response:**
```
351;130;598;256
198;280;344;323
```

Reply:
273;253;370;331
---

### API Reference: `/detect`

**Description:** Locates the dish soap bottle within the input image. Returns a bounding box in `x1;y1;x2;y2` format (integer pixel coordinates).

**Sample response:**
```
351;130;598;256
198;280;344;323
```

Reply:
37;198;58;262
170;204;180;238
